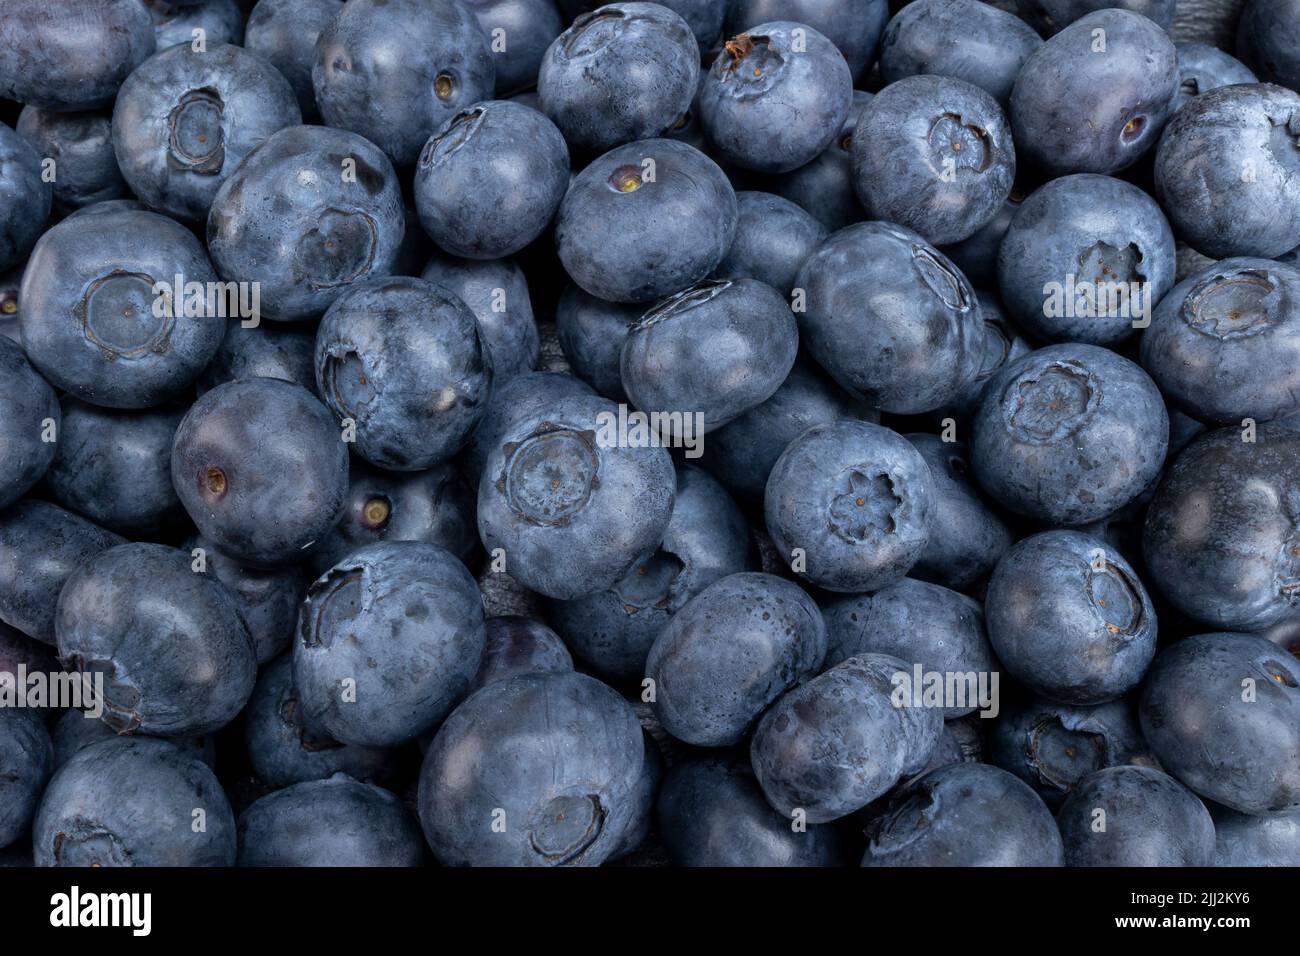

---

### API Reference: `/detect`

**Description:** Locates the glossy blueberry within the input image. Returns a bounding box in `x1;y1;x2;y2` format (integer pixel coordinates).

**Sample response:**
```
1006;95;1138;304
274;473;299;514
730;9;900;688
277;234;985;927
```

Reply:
539;4;699;154
206;125;406;322
0;124;52;275
50;708;215;772
1057;766;1215;866
33;737;235;866
0;501;125;645
547;464;752;682
773;91;871;233
464;0;564;95
418;671;645;866
197;319;317;394
1014;0;1174;35
0;711;52;849
459;370;595;483
939;191;1023;289
863;763;1064;866
1140;631;1300;813
172;377;349;567
1143;425;1300;630
1009;9;1177;176
467;616;572;693
243;0;344;121
555;138;737;303
1214;808;1300;866
15;108;126;213
1155;83;1300;260
751;653;944;822
724;0;888;83
190;534;306;664
969;343;1169;525
477;393;676;600
998;174;1175;345
0;0;156;112
765;420;935;593
555;286;641;401
421;255;539;382
1173;41;1258;112
794;222;984;414
1237;0;1300;92
853;75;1015;246
151;0;244;49
700;22;852;174
714;191;826;294
0;339;58;512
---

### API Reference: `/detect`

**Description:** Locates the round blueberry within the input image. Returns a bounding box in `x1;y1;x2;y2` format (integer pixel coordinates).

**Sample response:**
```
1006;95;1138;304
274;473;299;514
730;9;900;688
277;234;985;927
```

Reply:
464;0;565;96
724;0;888;83
197;318;318;394
467;616;573;694
0;338;59;512
0;711;52;850
421;254;540;382
1173;40;1258;112
1237;0;1300;92
16;107;126;214
773;91;872;233
715;191;827;295
243;0;344;122
190;534;308;665
555;285;642;401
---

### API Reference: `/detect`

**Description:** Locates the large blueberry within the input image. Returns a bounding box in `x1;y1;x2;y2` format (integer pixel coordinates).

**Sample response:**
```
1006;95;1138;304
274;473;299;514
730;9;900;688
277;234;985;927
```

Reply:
0;338;58;512
421;255;539;382
0;125;52;275
15;108;126;214
197;319;318;394
555;286;642;401
715;191;826;294
458;370;595;483
724;0;888;83
0;711;52;849
1237;0;1300;92
1173;41;1258;112
467;616;573;693
243;0;344;121
464;0;564;96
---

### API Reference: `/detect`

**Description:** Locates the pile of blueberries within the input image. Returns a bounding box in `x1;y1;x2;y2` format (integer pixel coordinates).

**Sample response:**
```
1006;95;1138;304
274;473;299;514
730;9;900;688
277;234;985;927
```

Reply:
1;0;1300;869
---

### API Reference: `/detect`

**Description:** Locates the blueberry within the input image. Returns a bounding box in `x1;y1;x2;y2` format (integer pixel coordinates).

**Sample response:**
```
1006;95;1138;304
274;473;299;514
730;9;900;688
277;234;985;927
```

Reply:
1155;83;1300;260
998;174;1176;345
656;753;847;866
0;711;52;849
969;343;1169;525
421;254;540;382
15;108;127;214
879;0;1042;106
794;222;983;414
464;0;564;96
197;318;318;394
1140;630;1300;813
244;656;392;789
0;124;53;274
772;91;871;233
151;0;245;49
939;191;1023;289
476;393;676;600
606;731;663;861
863;763;1065;866
0;623;59;684
418;671;645;866
189;533;307;664
645;572;826;746
751;653;943;822
206;125;406;322
243;0;344;121
313;0;495;167
1013;0;1174;35
238;776;425;866
0;0;157;112
171;377;350;567
765;420;936;593
555;138;737;303
50;708;215;772
0;501;125;645
723;0;888;84
1213;807;1300;866
1057;766;1215;866
714;191;826;294
0;338;59;512
548;464;753;682
21;208;225;409
1009;9;1177;176
1237;0;1300;92
539;3;699;154
1173;41;1258;112
555;285;642;400
467;616;573;693
33;737;236;866
295;541;485;747
113;43;300;222
700;22;852;174
1143;424;1300;630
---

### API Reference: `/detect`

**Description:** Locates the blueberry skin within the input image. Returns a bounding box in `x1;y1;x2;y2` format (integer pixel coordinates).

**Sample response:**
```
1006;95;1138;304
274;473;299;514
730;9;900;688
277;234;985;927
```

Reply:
171;378;349;568
879;0;1041;106
152;0;245;49
0;623;59;686
555;138;737;303
314;276;492;471
903;434;1012;590
0;124;53;274
822;577;996;719
467;616;573;694
1143;425;1300;630
794;222;984;414
206;125;405;322
245;656;392;789
50;709;215;773
313;0;495;167
645;572;826;747
21;209;224;409
190;534;306;664
724;0;888;84
0;501;125;645
986;531;1156;705
0;711;52;849
0;0;157;112
1013;0;1174;36
414;102;569;260
1057;766;1215;866
1009;10;1177;176
621;278;798;433
418;671;645;866
1155;84;1300;260
459;370;595;484
464;0;564;95
113;43;300;222
56;542;257;736
1140;631;1300;813
1214;808;1300;866
33;737;235;867
421;254;540;382
1141;258;1300;425
0;338;59;512
15;108;127;213
657;753;847;866
243;0;344;121
939;191;1023;289
765;420;935;594
0;265;21;344
863;763;1065;866
295;542;486;747
700;21;852;174
751;653;944;822
547;464;753;682
1237;0;1300;92
45;398;186;537
555;285;642;401
1174;41;1258;112
715;191;826;294
969;343;1169;525
998;174;1176;345
197;318;317;394
539;4;699;155
773;91;871;234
